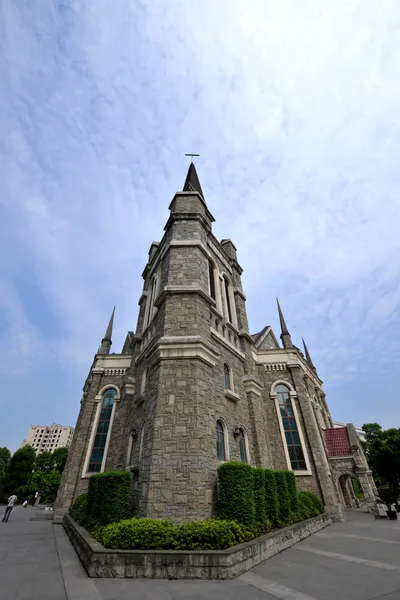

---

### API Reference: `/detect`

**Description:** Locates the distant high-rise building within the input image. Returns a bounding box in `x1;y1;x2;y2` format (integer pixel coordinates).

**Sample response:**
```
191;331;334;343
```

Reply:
22;424;74;454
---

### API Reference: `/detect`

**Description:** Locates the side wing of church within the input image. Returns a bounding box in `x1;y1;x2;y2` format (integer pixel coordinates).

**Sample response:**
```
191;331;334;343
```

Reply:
55;164;377;523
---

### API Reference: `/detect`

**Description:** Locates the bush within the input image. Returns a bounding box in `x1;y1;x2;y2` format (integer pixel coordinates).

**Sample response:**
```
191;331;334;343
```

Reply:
253;468;267;527
286;471;299;515
217;462;255;526
70;493;88;526
264;469;279;524
100;518;176;550
87;471;130;525
175;519;251;550
297;491;323;520
274;471;290;524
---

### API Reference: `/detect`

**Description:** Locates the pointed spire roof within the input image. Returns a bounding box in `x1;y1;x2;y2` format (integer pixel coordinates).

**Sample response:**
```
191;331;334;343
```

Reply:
302;337;316;370
276;298;290;336
183;162;204;199
103;306;115;342
276;298;293;349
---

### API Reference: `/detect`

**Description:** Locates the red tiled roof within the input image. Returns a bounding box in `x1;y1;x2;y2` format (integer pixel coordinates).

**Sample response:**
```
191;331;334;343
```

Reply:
324;427;351;457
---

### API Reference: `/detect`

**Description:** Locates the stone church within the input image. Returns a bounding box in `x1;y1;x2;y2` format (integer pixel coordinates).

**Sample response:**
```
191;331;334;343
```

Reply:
55;163;377;523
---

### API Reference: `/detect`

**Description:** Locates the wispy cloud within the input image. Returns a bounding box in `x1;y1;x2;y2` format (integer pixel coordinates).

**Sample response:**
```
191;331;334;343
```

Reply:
1;0;400;449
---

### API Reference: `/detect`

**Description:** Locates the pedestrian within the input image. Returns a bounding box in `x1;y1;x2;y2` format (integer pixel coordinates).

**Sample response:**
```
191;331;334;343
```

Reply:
2;493;17;522
22;500;28;507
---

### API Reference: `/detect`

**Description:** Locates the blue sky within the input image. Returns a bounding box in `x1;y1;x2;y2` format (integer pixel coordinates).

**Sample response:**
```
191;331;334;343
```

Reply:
1;1;400;452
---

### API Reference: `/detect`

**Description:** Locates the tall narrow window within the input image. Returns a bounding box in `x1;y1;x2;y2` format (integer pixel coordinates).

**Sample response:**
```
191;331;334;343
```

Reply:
88;388;117;473
208;260;216;300
216;420;226;461
239;428;247;463
276;384;307;471
223;364;231;390
224;277;232;323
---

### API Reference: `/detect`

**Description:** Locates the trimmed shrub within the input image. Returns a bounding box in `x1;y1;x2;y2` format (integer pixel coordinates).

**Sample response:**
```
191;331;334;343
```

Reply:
253;468;267;527
264;469;279;524
100;518;176;550
274;471;290;523
175;520;251;550
70;493;88;526
217;462;255;527
87;471;130;525
297;491;324;520
286;471;299;515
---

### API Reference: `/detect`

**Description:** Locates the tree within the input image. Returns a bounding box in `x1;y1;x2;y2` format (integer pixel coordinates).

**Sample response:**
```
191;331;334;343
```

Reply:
0;447;11;481
362;423;400;489
29;470;61;504
3;445;36;494
52;446;68;473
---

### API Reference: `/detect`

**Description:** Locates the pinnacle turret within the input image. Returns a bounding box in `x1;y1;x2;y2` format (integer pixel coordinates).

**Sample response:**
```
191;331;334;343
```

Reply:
98;306;115;355
183;162;204;199
276;299;293;349
302;337;316;371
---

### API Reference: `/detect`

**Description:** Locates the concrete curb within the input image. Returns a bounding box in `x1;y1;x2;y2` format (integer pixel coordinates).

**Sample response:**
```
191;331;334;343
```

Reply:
63;512;332;579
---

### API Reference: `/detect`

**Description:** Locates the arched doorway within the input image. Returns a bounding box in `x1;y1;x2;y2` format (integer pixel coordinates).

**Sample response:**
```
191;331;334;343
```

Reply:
338;474;361;508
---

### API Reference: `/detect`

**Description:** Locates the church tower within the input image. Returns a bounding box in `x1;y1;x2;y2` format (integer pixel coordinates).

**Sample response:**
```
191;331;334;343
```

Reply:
55;163;375;523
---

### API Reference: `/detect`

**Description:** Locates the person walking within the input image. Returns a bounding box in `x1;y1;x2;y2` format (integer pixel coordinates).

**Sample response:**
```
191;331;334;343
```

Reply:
2;494;17;522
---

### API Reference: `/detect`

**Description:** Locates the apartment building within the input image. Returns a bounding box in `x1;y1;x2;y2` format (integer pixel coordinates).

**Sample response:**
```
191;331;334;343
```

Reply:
22;424;74;454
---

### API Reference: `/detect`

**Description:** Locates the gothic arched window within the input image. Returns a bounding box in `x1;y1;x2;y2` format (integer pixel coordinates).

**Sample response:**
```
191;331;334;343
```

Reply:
276;384;307;471
216;420;226;461
88;388;117;473
238;428;248;463
208;260;216;301
223;363;231;390
223;276;233;323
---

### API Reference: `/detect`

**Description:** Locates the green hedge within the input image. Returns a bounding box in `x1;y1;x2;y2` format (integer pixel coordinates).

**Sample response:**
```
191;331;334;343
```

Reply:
286;471;299;515
98;517;253;550
264;469;279;524
87;471;130;525
297;491;323;519
217;462;255;526
70;493;88;526
274;471;290;523
253;468;267;527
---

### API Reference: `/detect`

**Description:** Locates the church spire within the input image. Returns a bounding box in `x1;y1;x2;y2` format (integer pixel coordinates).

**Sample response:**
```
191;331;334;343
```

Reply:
98;306;115;355
276;299;293;349
302;337;316;371
183;162;205;200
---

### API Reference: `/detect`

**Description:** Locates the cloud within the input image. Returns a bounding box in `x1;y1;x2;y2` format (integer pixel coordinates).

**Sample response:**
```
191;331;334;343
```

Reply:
1;0;400;449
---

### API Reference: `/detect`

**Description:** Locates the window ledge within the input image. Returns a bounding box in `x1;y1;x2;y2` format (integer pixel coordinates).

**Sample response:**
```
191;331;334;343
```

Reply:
293;470;313;476
224;389;241;403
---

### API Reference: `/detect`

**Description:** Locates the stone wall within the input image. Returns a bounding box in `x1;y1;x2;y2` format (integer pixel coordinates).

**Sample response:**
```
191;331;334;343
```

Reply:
63;512;332;579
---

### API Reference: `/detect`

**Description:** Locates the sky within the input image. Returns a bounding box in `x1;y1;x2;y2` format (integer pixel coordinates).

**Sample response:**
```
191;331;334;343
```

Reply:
1;0;400;452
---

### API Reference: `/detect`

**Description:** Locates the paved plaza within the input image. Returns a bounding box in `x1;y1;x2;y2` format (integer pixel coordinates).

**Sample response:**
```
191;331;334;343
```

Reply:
1;507;400;599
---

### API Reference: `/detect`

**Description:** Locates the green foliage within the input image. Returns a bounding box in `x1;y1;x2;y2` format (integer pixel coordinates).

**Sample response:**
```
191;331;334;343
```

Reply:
217;461;255;526
98;518;253;551
3;446;36;493
264;469;279;524
52;447;69;473
253;468;267;527
29;470;61;504
362;423;400;489
88;471;130;525
351;478;363;500
286;471;299;515
0;447;11;482
70;494;88;526
100;518;176;550
274;471;290;524
297;491;324;520
377;487;399;510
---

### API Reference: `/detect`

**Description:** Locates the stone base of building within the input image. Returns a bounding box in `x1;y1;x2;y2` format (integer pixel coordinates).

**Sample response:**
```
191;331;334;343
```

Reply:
63;513;332;579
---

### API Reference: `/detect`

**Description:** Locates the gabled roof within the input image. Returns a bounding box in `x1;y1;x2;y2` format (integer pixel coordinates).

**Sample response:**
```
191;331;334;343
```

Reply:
252;326;281;350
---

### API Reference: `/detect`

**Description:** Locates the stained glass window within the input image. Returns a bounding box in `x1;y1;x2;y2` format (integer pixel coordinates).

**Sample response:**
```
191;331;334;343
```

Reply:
216;420;226;461
224;364;231;390
208;260;216;300
88;388;117;473
239;428;247;463
276;384;307;471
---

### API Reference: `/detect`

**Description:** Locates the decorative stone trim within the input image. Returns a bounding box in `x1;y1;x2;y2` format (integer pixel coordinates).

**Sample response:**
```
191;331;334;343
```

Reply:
210;328;245;360
242;376;264;397
264;364;287;371
224;389;241;403
63;513;331;580
238;329;254;344
154;286;215;308
104;368;127;376
155;336;220;367
122;377;135;396
233;287;246;301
